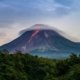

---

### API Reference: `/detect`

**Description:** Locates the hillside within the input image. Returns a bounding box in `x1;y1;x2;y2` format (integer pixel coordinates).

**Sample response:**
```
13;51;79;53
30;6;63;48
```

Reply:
0;24;80;58
0;51;80;80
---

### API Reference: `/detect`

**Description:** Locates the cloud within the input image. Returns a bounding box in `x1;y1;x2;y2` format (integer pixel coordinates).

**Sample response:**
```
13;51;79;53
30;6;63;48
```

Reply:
0;0;75;28
0;32;6;37
19;29;27;35
55;0;73;6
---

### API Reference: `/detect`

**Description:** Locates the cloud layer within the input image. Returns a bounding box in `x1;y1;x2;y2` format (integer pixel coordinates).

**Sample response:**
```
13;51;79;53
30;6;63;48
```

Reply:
0;0;74;27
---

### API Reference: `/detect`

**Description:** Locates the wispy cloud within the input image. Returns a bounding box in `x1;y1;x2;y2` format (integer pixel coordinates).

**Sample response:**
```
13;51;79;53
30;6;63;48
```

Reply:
0;0;74;28
55;0;73;6
0;32;6;37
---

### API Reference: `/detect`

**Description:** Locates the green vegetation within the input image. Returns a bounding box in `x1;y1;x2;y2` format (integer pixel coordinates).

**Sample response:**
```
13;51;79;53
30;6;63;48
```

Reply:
0;50;80;80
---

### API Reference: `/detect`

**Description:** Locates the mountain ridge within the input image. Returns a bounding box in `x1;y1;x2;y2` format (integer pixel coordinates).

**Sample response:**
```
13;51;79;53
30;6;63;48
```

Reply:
0;24;80;58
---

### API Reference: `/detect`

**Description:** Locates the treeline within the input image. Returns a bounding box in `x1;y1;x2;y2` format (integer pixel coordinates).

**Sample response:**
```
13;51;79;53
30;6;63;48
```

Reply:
0;50;80;80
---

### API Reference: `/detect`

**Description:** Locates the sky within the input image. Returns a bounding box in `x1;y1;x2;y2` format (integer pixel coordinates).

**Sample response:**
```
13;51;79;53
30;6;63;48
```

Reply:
0;0;80;45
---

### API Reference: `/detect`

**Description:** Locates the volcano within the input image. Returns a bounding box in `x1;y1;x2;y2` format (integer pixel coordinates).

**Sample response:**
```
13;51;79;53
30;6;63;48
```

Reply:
0;24;80;58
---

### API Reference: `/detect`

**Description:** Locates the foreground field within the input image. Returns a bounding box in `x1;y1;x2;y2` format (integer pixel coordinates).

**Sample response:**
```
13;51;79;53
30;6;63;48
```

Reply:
0;51;80;80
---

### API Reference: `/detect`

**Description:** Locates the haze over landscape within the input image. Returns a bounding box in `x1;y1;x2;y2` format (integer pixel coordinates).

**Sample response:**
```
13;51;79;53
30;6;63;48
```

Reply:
0;0;80;45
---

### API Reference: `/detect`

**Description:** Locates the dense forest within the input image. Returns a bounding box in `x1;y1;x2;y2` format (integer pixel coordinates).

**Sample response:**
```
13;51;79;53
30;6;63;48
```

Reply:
0;50;80;80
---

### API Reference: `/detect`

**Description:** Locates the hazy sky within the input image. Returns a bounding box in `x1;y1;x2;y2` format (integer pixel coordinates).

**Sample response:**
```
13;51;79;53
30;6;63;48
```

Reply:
0;0;80;45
